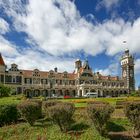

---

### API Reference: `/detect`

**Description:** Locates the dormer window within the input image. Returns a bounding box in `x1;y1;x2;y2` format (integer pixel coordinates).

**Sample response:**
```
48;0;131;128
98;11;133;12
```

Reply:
33;69;40;77
49;70;54;77
63;71;68;78
9;63;19;71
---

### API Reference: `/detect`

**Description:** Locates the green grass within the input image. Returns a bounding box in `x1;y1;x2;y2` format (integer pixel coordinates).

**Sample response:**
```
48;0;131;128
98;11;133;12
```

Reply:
74;102;87;107
0;95;138;140
1;95;140;107
0;109;132;140
0;122;109;140
0;95;22;105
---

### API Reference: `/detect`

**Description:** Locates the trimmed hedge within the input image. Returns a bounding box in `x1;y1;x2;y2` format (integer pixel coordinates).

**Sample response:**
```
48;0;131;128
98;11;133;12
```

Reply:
17;101;42;126
43;100;62;116
0;104;18;126
87;101;109;105
115;101;126;109
47;102;75;132
87;102;114;136
124;101;140;137
43;100;62;108
30;99;42;118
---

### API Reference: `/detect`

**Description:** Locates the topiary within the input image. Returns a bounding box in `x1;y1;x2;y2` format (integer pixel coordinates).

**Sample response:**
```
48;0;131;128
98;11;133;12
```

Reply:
17;101;42;126
87;102;114;136
0;104;18;126
124;101;140;137
47;102;75;132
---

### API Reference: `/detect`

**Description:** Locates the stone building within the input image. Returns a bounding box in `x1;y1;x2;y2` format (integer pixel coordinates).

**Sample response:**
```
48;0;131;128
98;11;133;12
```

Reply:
0;49;135;97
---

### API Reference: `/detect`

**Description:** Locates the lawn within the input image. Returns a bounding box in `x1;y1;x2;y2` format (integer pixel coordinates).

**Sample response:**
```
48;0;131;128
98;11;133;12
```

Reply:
0;95;22;105
1;95;140;107
0;109;131;140
0;95;140;140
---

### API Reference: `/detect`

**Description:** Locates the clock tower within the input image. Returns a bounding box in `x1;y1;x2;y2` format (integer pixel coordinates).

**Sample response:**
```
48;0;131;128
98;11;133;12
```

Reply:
121;49;135;93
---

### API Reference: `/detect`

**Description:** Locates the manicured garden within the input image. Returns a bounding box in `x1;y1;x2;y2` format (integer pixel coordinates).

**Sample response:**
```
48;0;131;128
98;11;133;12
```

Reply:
0;95;140;140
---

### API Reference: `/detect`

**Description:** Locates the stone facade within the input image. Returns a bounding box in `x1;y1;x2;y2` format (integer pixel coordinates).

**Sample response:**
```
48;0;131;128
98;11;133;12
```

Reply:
0;50;135;97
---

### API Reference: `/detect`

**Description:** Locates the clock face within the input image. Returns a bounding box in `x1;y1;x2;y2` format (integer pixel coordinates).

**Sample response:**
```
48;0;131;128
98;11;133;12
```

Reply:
123;70;127;77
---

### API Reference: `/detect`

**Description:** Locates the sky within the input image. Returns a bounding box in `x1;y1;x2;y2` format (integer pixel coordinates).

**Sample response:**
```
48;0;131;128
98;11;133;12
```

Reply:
0;0;140;88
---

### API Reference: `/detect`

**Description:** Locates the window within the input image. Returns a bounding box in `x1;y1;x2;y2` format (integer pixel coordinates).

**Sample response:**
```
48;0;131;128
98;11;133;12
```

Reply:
60;80;62;85
12;76;16;83
10;64;19;71
81;73;93;77
27;79;30;84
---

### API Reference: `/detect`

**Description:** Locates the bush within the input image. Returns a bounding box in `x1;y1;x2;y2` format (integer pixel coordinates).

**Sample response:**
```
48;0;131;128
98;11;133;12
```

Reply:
0;84;11;97
124;102;140;137
43;100;61;116
47;102;75;132
87;101;109;105
115;101;126;109
0;104;18;126
17;101;42;126
87;102;114;136
30;99;42;118
43;100;61;108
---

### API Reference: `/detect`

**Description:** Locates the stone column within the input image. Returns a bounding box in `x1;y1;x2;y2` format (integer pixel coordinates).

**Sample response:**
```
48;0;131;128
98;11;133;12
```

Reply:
82;88;85;96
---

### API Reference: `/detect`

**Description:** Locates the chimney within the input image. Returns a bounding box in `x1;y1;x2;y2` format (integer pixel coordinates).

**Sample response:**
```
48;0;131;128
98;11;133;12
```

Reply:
54;67;58;73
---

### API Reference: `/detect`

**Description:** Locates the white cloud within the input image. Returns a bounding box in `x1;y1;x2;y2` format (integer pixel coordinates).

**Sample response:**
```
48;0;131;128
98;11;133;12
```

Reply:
5;50;75;72
0;0;140;77
96;0;120;11
0;0;140;57
0;36;19;57
135;59;140;75
95;63;119;76
0;18;9;34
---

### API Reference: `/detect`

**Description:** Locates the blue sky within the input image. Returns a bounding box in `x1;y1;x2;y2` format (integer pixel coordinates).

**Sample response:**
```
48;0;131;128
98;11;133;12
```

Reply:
0;0;140;88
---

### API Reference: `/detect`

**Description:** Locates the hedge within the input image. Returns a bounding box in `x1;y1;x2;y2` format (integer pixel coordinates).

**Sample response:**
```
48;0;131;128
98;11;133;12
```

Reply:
0;104;18;126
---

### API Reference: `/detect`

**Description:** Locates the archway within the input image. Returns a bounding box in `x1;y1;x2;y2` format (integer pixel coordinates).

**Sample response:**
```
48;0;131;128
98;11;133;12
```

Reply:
115;91;119;97
79;90;82;97
58;90;63;96
65;90;70;96
25;89;32;98
102;90;105;97
72;90;76;97
111;91;114;97
124;90;127;94
90;89;96;92
42;90;48;97
34;89;40;97
106;91;110;97
17;87;22;94
120;91;123;95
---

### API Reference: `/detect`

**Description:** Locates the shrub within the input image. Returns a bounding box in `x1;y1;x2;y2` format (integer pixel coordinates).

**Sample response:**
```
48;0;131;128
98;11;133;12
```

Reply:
115;101;126;109
47;102;75;132
0;104;18;126
43;100;62;115
124;102;140;137
43;100;61;108
87;101;109;105
87;102;114;136
17;101;42;126
0;84;11;97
